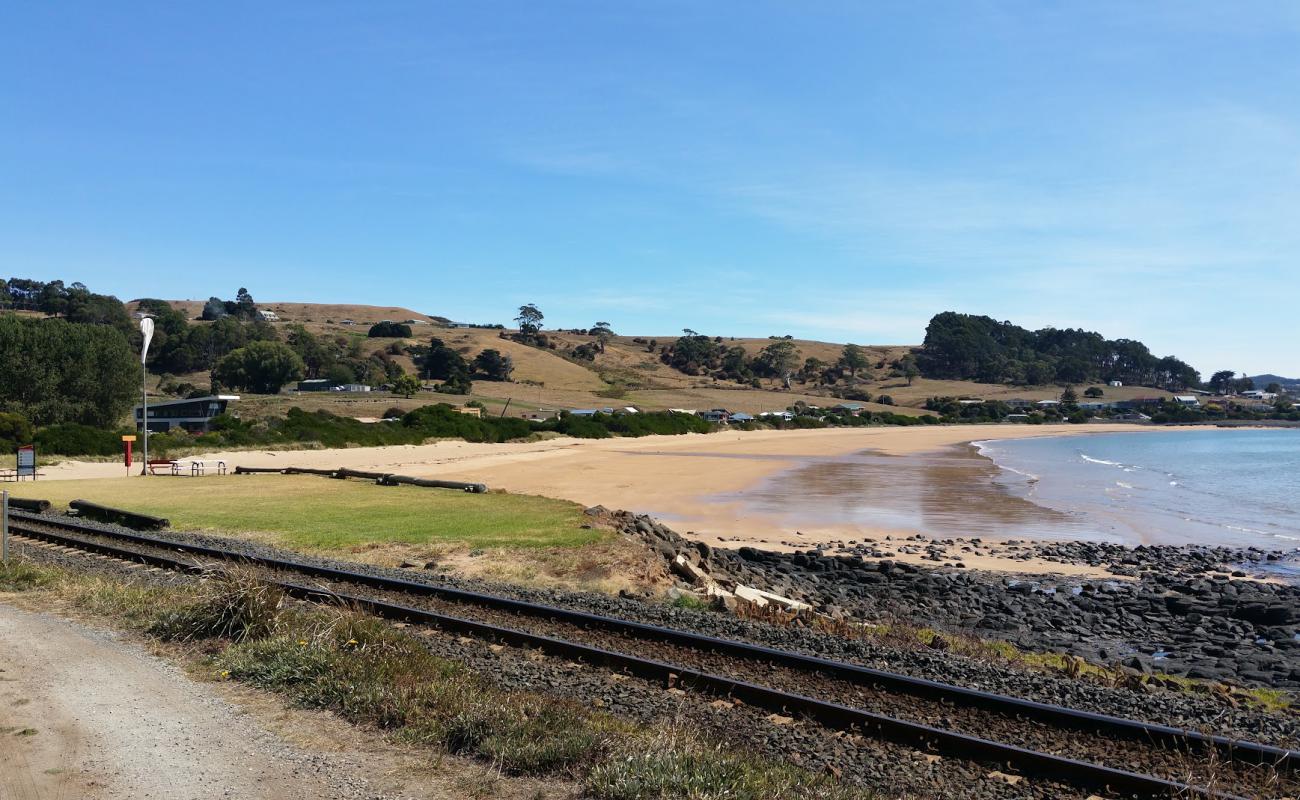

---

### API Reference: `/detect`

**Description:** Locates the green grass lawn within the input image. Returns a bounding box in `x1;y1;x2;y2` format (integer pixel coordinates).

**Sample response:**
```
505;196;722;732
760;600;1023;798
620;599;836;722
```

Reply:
4;475;599;550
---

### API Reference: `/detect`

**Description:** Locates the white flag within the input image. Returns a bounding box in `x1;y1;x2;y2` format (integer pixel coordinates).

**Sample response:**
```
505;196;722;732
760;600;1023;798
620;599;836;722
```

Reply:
139;317;155;364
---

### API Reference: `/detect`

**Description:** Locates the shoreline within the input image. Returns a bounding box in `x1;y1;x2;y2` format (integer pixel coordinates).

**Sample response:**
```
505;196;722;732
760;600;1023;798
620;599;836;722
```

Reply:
35;423;1201;577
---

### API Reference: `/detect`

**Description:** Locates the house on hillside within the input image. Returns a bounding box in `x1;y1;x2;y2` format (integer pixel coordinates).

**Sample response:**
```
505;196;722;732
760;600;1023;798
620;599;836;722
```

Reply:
1035;399;1061;409
297;379;332;392
1241;390;1278;402
332;384;372;393
730;412;755;423
833;403;865;415
758;410;795;421
1109;380;1124;388
135;395;240;434
1172;395;1200;407
256;309;279;322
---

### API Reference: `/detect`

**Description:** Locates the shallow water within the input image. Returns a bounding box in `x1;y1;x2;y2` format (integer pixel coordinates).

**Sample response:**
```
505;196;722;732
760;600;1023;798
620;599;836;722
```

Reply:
709;428;1300;550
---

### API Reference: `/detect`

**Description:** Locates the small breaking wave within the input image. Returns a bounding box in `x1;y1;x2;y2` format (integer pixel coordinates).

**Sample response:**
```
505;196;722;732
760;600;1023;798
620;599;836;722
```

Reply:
1080;454;1123;467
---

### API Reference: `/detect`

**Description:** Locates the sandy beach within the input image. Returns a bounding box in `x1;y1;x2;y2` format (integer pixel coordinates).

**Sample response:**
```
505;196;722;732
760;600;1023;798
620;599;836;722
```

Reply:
39;424;1164;568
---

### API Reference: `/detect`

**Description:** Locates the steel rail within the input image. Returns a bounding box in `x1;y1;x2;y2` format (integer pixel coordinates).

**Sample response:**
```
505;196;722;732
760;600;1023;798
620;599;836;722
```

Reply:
10;512;1294;790
8;522;1249;799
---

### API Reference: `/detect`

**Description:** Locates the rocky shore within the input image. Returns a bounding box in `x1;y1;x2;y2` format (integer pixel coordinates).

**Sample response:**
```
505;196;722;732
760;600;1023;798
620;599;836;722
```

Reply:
609;508;1300;689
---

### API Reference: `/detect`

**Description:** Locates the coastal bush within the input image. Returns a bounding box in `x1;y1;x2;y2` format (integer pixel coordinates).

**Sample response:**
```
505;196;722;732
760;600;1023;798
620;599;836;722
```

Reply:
539;411;713;439
402;403;534;443
0;411;33;452
34;423;123;456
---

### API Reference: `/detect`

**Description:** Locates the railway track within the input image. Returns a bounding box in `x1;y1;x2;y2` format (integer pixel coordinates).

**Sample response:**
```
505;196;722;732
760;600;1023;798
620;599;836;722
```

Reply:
8;509;1297;799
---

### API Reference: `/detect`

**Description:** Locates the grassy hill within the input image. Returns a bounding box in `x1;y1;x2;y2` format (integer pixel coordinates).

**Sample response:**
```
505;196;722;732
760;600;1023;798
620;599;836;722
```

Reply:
145;300;1179;421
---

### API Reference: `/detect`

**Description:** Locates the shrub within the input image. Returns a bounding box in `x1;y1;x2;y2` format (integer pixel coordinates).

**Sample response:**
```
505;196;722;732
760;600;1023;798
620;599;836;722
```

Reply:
0;411;33;453
34;423;122;455
402;404;533;443
368;321;413;338
149;570;284;642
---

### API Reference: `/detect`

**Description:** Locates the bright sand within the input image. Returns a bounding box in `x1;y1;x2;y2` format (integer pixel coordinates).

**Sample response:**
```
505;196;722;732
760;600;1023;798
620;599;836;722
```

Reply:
38;424;1164;574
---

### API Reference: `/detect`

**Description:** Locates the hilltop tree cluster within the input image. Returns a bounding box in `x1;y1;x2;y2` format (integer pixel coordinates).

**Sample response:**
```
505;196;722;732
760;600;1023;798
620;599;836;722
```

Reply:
2;278;133;332
917;312;1200;389
201;288;260;321
658;331;883;390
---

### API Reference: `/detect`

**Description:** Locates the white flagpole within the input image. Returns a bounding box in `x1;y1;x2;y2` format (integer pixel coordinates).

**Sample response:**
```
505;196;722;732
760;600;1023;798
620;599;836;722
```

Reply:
139;317;155;476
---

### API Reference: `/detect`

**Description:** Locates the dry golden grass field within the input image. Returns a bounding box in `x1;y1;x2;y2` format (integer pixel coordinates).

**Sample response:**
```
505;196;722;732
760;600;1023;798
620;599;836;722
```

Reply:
137;300;1177;420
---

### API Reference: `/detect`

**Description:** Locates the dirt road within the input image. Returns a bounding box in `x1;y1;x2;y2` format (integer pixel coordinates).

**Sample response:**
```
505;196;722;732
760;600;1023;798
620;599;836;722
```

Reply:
0;603;383;800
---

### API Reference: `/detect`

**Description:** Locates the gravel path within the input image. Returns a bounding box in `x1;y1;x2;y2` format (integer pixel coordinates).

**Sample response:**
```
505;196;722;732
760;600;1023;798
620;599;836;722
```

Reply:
0;602;392;800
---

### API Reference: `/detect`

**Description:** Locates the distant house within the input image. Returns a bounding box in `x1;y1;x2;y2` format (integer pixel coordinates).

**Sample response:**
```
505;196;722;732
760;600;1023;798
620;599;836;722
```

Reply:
957;399;984;406
297;379;332;392
730;412;756;423
668;408;698;415
1109;380;1124;388
333;384;372;393
1172;395;1200;407
1113;411;1152;422
339;319;356;326
569;409;599;417
447;321;475;329
833;403;865;415
1078;401;1109;411
405;319;429;325
456;406;482;418
697;409;731;424
1035;399;1061;408
256;309;279;322
1005;399;1033;409
758;410;795;421
135;395;239;434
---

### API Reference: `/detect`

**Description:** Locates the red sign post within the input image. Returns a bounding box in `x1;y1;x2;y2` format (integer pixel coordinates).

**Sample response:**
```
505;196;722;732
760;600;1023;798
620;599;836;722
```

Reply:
122;435;136;475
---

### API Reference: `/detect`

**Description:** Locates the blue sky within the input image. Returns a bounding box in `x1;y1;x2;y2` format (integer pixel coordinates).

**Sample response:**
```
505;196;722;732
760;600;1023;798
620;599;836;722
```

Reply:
4;2;1298;376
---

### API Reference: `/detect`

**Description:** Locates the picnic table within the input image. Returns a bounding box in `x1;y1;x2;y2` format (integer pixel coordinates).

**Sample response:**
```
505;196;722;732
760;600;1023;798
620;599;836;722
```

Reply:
0;468;42;482
146;459;227;476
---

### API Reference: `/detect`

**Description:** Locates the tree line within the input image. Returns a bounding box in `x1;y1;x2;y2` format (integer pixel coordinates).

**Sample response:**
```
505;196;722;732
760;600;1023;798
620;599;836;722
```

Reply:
917;312;1201;389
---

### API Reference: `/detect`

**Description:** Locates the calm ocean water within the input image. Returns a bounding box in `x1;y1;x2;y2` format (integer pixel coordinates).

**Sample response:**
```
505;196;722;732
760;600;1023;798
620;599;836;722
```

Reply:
710;429;1300;562
976;429;1300;550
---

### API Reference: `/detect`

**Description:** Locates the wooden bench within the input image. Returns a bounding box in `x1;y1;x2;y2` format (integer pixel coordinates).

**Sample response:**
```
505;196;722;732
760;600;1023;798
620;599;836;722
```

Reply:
146;460;174;476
